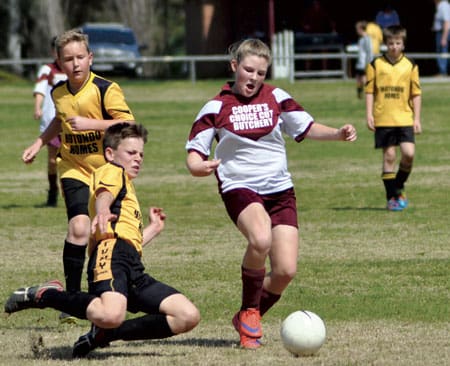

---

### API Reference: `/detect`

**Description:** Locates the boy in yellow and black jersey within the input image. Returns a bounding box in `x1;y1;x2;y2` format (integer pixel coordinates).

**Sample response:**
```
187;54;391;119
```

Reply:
22;29;135;322
6;123;200;358
365;25;422;211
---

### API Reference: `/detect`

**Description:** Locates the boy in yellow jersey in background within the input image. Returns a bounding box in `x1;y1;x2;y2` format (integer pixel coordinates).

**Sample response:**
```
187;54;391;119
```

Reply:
365;25;422;211
6;123;200;358
366;21;383;55
22;29;135;322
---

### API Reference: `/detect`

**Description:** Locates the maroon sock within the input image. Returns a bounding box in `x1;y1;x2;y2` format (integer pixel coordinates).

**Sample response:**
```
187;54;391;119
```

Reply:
259;288;281;316
241;266;265;310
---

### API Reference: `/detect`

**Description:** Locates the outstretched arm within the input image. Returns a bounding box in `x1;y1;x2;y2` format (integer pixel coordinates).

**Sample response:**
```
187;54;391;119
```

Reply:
142;207;166;247
22;117;62;164
306;123;357;142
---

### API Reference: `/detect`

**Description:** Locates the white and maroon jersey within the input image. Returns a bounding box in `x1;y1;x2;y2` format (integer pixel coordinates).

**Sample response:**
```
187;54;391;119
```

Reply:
186;82;314;194
33;61;67;132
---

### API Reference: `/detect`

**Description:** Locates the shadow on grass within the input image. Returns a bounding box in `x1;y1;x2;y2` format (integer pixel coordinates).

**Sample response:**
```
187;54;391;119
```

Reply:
0;203;59;209
332;206;387;211
20;337;237;361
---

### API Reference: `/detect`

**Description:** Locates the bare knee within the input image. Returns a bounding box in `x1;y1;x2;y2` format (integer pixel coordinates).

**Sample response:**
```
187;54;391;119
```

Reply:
176;305;201;334
248;232;272;256
92;310;126;329
269;266;297;292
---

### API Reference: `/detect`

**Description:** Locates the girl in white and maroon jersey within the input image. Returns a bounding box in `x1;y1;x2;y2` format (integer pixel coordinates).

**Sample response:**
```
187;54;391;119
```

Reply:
186;38;357;349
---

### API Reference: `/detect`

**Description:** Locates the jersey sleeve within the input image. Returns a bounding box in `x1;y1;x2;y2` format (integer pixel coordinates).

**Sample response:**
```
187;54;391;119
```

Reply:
103;82;135;121
92;164;124;199
185;100;221;157
410;64;421;96
365;62;375;94
33;64;51;96
272;88;314;142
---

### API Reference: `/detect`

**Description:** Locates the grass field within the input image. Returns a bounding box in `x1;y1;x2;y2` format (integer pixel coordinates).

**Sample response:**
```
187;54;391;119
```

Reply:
0;77;449;365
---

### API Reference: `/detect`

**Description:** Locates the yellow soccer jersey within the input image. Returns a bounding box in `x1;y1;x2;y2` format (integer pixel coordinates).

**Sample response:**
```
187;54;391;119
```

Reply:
52;72;135;185
88;162;143;256
365;54;421;127
366;22;383;55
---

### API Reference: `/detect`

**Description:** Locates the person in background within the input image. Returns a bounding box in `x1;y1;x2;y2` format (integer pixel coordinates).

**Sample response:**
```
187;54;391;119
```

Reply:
33;36;67;207
432;0;450;76
375;2;401;29
354;21;373;99
185;38;356;349
366;21;384;56
365;25;422;211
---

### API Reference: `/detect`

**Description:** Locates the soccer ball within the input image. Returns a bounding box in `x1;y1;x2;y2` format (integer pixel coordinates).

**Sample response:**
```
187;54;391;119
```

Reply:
280;310;326;356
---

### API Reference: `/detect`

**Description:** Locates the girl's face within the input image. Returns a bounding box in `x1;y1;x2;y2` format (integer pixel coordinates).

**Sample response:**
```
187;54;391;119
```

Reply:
230;54;269;98
385;36;404;60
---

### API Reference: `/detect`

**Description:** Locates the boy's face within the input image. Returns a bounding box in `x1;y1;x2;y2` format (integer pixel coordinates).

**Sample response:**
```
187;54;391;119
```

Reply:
385;36;404;59
59;41;93;91
105;137;144;179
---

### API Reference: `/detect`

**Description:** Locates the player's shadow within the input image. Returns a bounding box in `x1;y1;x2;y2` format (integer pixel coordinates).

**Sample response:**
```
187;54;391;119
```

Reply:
0;203;59;209
21;338;237;361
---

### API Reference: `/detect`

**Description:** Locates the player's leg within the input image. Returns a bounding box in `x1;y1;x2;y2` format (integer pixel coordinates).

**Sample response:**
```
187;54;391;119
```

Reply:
73;239;131;358
159;293;201;334
233;203;273;348
382;146;402;210
395;138;415;208
61;178;90;295
4;279;96;319
74;277;199;358
261;224;298;316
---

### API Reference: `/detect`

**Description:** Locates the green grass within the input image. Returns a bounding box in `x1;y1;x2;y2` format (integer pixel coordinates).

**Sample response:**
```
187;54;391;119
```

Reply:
0;78;449;365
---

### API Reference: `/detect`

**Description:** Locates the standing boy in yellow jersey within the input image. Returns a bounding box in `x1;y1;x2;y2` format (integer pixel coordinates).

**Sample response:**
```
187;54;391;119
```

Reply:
365;25;422;211
6;123;200;358
22;29;135;321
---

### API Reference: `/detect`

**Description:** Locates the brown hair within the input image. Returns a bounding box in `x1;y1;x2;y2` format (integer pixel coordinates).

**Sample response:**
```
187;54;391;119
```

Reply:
103;122;148;154
383;25;407;43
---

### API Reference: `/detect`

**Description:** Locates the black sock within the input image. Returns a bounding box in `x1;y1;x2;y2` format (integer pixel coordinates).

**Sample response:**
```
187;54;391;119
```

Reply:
63;241;86;293
382;172;397;200
48;174;58;192
39;289;95;319
106;314;174;342
395;164;411;193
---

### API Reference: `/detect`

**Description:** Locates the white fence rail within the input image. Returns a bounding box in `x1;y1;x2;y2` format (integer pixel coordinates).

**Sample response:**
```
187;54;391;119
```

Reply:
0;52;447;83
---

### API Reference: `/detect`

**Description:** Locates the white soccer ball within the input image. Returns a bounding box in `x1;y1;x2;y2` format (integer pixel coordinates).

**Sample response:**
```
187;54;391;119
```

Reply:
280;310;326;356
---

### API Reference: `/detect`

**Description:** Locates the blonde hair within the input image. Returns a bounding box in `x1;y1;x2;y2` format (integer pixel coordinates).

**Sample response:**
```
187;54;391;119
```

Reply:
55;29;90;58
228;38;272;66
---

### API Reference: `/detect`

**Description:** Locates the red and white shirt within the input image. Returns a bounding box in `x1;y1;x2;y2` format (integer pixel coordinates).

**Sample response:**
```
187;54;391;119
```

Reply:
33;61;67;132
186;82;314;194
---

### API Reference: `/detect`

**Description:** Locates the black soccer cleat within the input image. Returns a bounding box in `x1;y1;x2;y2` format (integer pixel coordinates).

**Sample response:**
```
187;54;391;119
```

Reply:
72;324;109;358
4;280;63;314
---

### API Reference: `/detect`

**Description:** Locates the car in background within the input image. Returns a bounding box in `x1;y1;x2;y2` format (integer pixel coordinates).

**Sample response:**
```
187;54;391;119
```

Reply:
80;23;146;77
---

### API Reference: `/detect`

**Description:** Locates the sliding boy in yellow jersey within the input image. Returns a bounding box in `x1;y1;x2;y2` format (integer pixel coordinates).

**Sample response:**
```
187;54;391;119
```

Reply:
7;123;200;358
